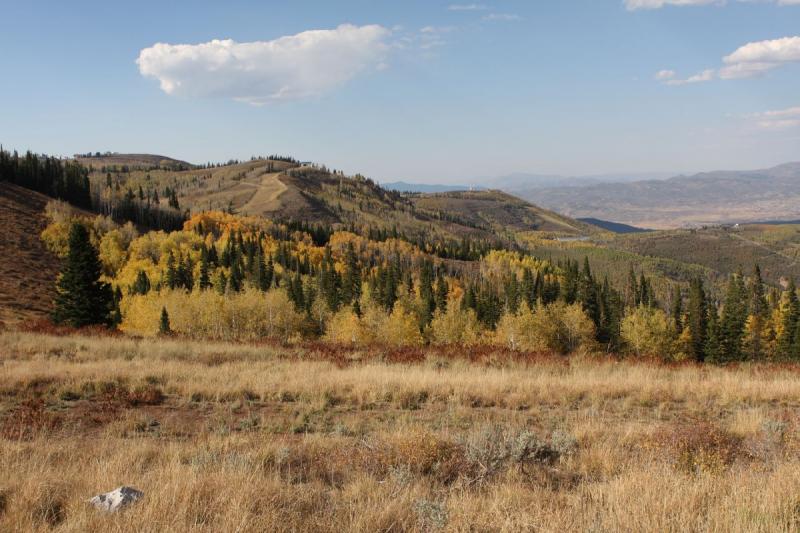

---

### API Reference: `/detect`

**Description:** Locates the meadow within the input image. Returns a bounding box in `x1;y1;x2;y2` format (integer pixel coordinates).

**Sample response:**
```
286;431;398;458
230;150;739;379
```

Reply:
2;330;800;531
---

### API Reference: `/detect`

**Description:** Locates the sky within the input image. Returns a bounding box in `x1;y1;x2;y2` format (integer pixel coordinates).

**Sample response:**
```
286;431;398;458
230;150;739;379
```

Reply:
1;0;799;184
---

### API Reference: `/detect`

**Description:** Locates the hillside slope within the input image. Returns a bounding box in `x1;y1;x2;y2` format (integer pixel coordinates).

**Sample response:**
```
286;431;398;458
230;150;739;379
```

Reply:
89;157;602;244
76;153;193;171
523;162;800;229
0;183;61;325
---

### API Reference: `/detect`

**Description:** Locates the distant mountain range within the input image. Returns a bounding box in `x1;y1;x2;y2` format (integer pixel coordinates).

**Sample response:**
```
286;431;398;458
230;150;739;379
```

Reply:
381;181;486;193
491;171;677;191
518;162;800;229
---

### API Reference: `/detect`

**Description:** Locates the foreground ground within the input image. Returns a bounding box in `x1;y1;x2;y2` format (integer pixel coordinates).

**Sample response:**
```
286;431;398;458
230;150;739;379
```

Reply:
1;332;800;531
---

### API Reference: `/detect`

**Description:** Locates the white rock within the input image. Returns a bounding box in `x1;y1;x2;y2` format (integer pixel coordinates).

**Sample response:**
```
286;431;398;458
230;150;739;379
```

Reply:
88;486;143;512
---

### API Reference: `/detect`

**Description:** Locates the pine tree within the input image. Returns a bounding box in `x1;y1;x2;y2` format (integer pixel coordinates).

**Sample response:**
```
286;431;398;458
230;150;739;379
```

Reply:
579;257;600;332
705;305;721;363
435;275;449;313
110;286;123;327
52;223;113;327
745;264;768;359
778;279;799;358
686;278;707;362
198;253;211;290
626;265;639;309
719;271;748;362
164;252;178;290
341;242;361;306
671;285;683;333
132;270;151;295
159;306;171;335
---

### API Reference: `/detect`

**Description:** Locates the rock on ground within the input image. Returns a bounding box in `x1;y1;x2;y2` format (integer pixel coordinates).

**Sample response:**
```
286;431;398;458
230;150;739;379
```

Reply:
88;486;143;512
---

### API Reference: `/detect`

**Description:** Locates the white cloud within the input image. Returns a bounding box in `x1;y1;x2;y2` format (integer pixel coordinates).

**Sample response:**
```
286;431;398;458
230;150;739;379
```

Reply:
663;69;716;85
720;36;800;78
136;24;390;105
654;69;676;80
483;13;522;21
751;106;800;129
448;3;487;10
659;35;800;85
625;0;721;11
626;0;799;9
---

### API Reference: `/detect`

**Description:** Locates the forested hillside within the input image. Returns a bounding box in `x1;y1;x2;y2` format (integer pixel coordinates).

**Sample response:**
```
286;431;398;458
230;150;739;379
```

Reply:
4;148;800;363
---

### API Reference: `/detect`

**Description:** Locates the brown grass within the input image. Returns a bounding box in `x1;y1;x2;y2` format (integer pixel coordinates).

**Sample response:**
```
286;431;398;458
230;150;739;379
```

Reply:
0;183;62;326
2;331;800;531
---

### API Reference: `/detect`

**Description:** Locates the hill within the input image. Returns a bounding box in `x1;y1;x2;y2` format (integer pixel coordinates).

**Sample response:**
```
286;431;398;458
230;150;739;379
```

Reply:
521;162;800;229
89;157;602;244
608;223;800;287
76;153;193;171
0;182;62;325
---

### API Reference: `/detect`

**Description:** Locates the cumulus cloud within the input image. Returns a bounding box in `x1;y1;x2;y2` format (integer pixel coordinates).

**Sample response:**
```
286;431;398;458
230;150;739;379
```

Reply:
750;106;800;129
626;0;799;9
720;36;800;78
136;24;390;105
659;35;800;85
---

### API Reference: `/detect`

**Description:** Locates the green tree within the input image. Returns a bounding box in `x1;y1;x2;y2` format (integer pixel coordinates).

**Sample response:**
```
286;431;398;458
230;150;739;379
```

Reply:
132;269;151;295
686;278;707;362
777;279;799;359
719;270;748;362
744;264;768;359
51;223;113;327
159;306;171;334
671;285;683;333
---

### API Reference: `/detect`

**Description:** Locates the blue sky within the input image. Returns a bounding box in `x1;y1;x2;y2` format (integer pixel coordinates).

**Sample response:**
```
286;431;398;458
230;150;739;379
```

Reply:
1;0;798;183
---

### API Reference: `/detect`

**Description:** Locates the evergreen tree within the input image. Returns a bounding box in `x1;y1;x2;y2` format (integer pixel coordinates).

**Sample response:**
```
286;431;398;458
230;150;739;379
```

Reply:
164;252;178;290
626;265;639;309
419;260;435;325
671;285;683;333
705;304;722;363
745;264;768;360
159;306;171;334
778;279;799;358
198;254;212;290
579;257;600;332
719;271;748;362
110;286;123;327
341;242;361;305
51;223;113;327
686;278;708;362
435;274;449;313
131;270;151;295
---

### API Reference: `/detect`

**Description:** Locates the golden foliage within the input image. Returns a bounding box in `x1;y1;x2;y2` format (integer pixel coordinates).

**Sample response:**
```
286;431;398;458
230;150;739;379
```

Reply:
121;288;304;341
621;305;674;359
429;301;483;346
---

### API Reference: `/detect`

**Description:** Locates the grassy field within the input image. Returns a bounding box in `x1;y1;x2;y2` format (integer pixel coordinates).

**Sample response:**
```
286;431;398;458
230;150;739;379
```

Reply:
2;331;800;531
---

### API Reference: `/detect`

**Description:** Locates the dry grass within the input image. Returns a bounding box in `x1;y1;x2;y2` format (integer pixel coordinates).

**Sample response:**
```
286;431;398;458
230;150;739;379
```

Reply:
2;331;800;531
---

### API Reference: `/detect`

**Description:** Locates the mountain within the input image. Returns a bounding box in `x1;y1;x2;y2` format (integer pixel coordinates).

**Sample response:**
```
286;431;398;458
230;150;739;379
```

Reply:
381;181;484;193
490;171;677;192
520;162;800;229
